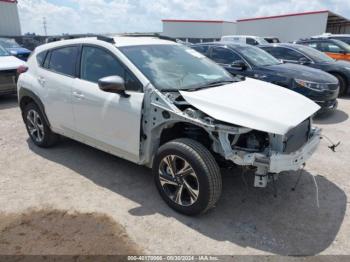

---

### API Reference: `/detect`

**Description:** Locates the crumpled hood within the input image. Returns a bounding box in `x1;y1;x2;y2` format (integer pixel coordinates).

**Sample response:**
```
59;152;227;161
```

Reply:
180;78;320;135
0;55;25;70
259;63;337;83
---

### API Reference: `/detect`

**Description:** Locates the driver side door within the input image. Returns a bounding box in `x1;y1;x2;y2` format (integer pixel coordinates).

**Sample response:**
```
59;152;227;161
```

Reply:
72;45;144;162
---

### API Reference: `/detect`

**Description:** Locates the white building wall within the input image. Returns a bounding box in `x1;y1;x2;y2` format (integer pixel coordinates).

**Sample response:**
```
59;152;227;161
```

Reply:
237;12;328;42
0;1;21;36
162;21;236;39
222;22;237;36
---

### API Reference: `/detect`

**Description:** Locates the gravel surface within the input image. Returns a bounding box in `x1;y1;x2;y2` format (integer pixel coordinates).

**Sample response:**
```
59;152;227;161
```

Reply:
0;94;349;255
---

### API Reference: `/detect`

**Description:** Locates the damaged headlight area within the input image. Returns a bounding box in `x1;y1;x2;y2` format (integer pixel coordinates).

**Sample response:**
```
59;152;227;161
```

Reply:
229;130;270;153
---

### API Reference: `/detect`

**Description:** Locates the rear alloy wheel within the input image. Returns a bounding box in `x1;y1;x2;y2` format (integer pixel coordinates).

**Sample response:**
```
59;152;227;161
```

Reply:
24;103;58;147
153;138;222;215
26;109;45;143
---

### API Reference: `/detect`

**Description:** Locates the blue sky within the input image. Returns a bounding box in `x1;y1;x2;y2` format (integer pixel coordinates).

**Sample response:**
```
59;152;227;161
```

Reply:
18;0;350;35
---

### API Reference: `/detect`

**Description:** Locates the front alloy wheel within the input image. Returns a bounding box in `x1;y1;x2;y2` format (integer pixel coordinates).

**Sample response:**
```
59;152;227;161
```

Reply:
159;155;199;206
153;138;222;215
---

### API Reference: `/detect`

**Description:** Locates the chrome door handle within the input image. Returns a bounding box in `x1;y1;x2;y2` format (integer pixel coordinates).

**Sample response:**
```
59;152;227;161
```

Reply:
73;91;85;99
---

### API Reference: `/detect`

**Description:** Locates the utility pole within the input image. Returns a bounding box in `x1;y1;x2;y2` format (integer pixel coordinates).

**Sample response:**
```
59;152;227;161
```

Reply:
43;17;47;36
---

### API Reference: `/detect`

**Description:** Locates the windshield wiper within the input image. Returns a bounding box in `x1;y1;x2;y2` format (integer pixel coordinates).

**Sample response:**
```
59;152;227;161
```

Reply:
185;80;236;92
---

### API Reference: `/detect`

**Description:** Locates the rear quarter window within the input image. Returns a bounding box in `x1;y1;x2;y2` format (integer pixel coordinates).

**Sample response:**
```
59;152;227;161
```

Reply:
36;51;47;67
48;46;79;77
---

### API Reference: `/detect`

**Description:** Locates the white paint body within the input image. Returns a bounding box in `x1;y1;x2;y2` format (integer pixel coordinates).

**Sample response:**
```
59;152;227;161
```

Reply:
0;55;25;71
18;37;320;170
180;78;320;135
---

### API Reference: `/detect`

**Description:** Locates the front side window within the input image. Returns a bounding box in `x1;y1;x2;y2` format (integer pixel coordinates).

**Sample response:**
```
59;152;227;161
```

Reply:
210;47;241;64
48;46;78;77
331;37;350;45
236;45;281;67
80;46;142;91
120;44;234;91
264;47;304;61
293;45;334;63
319;42;342;53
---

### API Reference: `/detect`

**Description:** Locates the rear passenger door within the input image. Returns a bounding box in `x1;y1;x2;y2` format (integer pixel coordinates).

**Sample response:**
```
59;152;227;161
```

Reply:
40;45;79;132
72;45;144;161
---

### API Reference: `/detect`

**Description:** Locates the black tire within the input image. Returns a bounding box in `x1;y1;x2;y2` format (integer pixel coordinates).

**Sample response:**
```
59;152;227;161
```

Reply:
153;138;222;216
333;73;347;96
23;102;58;147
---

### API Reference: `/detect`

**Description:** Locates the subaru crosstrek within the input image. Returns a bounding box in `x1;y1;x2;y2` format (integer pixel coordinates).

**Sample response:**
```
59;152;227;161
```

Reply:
17;36;321;215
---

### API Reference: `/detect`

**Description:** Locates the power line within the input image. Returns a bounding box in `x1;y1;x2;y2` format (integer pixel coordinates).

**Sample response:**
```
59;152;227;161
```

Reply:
43;17;47;36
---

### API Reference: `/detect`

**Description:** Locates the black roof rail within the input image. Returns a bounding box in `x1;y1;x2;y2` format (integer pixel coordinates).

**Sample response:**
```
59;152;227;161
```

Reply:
121;33;177;42
43;34;115;44
96;35;115;44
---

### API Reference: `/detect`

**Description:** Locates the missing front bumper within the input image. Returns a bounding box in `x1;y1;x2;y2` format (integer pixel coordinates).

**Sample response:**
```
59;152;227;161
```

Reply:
219;127;321;175
267;128;321;173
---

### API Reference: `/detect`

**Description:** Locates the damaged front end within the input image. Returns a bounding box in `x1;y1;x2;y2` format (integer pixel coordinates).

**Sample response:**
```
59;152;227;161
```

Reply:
140;85;321;189
214;122;321;187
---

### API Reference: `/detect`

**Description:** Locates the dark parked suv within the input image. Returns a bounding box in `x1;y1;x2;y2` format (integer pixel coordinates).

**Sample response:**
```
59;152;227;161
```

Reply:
192;42;339;110
260;43;350;96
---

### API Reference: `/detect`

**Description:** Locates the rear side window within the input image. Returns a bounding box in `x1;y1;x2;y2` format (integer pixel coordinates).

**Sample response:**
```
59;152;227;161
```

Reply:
305;42;318;49
36;51;47;66
319;42;342;53
48;46;79;77
331;37;350;45
80;46;142;91
192;45;209;54
210;47;241;64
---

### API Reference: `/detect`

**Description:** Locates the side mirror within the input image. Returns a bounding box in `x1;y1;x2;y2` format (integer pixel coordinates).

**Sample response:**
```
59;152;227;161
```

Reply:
298;57;310;65
98;75;129;98
230;60;247;71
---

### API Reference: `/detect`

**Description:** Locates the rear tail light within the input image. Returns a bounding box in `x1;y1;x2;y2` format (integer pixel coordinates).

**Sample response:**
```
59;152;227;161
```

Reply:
17;65;28;75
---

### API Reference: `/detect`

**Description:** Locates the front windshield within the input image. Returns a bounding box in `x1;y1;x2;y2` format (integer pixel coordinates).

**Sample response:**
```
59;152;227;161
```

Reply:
0;45;10;56
293;44;334;63
0;38;21;49
119;44;234;91
236;45;281;67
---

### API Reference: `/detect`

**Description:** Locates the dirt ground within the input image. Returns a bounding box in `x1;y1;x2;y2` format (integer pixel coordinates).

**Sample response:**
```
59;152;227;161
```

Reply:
0;209;141;255
0;94;349;255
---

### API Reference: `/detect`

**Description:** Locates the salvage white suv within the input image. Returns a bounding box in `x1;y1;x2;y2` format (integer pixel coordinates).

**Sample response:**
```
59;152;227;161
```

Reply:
17;36;321;215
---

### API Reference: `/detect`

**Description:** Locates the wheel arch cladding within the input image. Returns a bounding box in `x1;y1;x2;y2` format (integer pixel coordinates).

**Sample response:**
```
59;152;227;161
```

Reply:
19;88;51;127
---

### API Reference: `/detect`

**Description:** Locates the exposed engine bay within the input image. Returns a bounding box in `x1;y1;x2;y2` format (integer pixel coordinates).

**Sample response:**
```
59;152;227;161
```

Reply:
139;86;322;189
